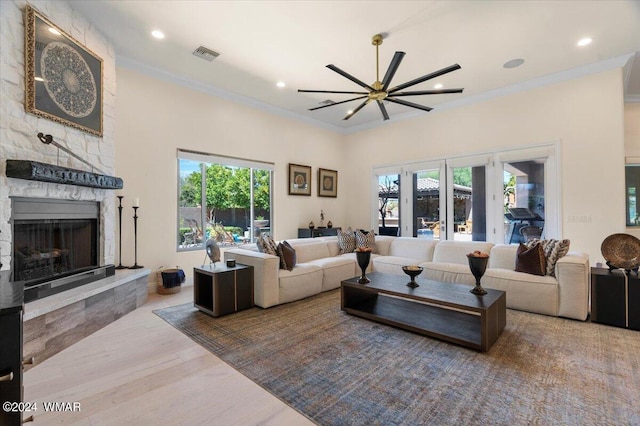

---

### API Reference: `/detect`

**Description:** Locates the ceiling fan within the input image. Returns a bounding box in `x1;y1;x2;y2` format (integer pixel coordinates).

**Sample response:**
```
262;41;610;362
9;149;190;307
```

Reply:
298;34;463;121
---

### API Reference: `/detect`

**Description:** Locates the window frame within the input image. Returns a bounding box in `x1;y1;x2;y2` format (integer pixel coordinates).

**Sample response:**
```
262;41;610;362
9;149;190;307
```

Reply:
176;149;274;252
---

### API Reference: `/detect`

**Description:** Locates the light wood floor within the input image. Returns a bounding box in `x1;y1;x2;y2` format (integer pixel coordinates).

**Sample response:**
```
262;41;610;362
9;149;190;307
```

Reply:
24;285;313;425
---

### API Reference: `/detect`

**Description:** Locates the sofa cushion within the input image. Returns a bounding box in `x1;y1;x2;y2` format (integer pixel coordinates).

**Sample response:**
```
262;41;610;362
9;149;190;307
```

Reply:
526;239;570;277
256;234;277;255
355;229;376;252
277;241;296;271
432;241;494;265
389;237;437;261
340;252;378;273
337;227;356;254
373;255;426;275
292;241;331;263
483;268;559;316
515;243;546;276
278;264;323;304
422;262;476;286
306;256;357;291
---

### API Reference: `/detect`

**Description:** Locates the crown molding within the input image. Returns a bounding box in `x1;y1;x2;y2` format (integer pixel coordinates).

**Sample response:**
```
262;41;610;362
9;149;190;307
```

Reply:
117;53;634;136
117;56;349;135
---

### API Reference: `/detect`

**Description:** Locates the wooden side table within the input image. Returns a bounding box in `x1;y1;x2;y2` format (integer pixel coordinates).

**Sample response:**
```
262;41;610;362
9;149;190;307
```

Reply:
591;267;640;330
194;264;253;317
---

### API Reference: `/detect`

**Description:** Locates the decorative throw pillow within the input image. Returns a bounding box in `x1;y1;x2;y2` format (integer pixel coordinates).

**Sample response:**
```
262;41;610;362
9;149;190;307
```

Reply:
526;238;570;277
277;241;296;271
515;243;546;276
355;229;376;252
256;234;278;256
337;227;356;254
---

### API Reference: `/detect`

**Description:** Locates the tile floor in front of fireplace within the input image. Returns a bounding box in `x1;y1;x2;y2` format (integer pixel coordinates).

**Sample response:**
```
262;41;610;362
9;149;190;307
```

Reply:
23;285;313;426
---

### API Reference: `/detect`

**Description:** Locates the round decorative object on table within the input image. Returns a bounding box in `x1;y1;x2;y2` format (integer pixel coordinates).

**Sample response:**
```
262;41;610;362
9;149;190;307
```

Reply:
327;220;333;228
467;253;489;295
402;266;423;288
309;221;315;229
601;233;640;272
206;238;220;264
356;250;372;283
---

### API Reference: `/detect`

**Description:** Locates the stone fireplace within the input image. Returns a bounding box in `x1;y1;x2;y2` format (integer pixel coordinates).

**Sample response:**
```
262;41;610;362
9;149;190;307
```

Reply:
11;197;116;302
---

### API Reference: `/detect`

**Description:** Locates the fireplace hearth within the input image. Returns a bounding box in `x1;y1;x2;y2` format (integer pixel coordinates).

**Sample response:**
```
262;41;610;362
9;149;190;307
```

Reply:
11;197;114;302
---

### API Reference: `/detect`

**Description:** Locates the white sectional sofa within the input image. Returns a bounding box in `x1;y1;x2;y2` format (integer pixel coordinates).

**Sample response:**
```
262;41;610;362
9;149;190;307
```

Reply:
224;235;589;320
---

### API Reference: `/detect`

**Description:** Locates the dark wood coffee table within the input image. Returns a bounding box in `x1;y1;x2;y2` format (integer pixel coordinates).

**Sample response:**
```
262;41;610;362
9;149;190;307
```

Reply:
341;272;506;352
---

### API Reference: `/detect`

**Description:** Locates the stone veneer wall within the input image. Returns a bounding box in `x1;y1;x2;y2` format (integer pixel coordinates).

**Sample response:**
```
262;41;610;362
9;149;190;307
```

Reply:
0;0;117;271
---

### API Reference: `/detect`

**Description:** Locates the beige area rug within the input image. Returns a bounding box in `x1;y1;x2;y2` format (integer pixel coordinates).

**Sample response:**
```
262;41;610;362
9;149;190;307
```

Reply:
154;290;640;425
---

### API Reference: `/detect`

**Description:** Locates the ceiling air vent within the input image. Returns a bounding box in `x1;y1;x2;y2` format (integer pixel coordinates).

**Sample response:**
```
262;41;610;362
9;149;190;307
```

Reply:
192;46;220;62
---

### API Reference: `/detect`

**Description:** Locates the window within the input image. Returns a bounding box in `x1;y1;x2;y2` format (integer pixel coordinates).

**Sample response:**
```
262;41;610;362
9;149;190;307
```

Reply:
177;150;274;251
626;163;640;226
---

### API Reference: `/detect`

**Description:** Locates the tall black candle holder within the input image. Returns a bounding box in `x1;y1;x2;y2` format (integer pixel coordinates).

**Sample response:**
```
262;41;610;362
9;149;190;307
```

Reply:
129;206;143;269
115;196;128;269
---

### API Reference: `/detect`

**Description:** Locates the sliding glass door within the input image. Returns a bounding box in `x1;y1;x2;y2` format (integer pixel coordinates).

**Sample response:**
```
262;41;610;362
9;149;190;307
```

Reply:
380;144;559;244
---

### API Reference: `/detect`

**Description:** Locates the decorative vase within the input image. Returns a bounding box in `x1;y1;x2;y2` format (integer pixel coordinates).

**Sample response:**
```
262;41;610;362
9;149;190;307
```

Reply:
356;250;371;284
402;266;423;288
309;221;315;229
467;254;489;295
327;220;333;228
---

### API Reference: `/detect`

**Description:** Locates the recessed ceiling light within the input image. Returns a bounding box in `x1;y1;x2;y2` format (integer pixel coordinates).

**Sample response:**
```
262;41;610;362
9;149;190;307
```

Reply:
34;77;44;82
503;58;525;69
151;30;165;39
276;81;286;88
347;110;353;115
577;37;592;47
434;83;443;89
48;27;61;36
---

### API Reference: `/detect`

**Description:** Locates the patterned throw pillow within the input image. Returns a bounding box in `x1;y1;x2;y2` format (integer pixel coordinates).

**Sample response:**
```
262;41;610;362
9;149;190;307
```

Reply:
355;229;376;252
337;227;356;254
277;241;297;271
515;243;546;276
256;234;278;256
526;238;570;277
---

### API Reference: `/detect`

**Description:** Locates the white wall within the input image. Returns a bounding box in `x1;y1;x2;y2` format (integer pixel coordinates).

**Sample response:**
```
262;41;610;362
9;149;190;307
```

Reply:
342;69;626;266
115;67;346;277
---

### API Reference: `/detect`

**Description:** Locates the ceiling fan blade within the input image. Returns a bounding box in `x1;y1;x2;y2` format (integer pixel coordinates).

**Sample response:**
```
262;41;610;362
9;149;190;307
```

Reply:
327;64;375;91
343;99;370;121
308;95;368;111
377;100;390;121
386;97;433;112
389;88;464;97
381;51;406;91
388;64;461;94
298;89;369;95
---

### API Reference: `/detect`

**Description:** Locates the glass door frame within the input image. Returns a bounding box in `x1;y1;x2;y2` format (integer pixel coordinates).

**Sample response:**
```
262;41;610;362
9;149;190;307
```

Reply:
495;145;560;244
371;143;560;244
405;160;447;240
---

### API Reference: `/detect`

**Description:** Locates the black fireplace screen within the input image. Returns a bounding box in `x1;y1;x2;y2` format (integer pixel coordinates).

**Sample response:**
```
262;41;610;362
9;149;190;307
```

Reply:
13;218;98;285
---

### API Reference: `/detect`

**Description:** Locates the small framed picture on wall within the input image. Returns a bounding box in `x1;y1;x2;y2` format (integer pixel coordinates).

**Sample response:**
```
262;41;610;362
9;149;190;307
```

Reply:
318;168;338;197
288;163;312;196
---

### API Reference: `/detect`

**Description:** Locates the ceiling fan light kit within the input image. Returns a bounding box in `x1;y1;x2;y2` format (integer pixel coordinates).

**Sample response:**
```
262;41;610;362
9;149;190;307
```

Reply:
299;34;464;121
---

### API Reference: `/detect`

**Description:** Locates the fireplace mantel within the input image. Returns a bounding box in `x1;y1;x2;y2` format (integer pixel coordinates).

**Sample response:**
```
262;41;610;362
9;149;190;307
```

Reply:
6;160;123;190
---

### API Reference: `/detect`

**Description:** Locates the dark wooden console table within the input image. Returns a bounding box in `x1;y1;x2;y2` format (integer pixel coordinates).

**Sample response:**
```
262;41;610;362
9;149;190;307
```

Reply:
194;264;253;317
341;272;506;352
298;227;341;238
591;267;640;330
